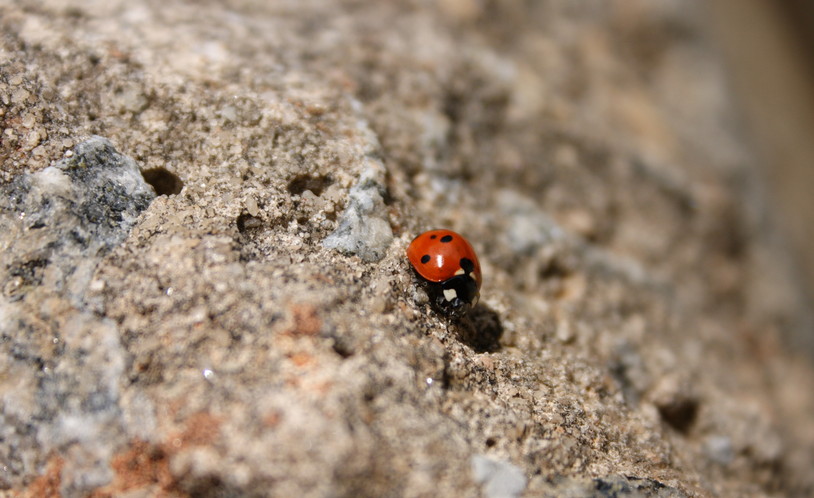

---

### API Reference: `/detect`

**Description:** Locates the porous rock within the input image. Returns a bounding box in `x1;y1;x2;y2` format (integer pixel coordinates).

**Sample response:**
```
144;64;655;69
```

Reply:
1;1;813;497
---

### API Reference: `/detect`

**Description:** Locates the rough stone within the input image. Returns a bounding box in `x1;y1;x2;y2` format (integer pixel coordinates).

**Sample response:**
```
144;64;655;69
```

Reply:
0;137;155;494
471;454;527;498
322;158;394;262
1;1;813;497
0;136;155;305
540;474;688;498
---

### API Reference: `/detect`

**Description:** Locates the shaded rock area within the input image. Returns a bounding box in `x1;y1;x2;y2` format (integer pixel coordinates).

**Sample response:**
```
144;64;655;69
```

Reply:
1;1;813;497
544;474;688;498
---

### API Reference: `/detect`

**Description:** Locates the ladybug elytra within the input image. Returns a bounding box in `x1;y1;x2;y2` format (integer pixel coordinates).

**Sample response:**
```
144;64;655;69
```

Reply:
407;229;482;317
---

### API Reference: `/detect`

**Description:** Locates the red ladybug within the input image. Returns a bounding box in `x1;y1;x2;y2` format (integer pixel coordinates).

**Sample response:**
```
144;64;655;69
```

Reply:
407;229;482;317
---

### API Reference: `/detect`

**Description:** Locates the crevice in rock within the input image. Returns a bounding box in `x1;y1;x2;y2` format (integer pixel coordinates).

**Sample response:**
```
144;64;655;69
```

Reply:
141;167;183;196
287;174;333;196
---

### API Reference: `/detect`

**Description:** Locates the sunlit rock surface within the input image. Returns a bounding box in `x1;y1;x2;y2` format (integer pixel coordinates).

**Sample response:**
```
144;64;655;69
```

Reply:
1;1;813;496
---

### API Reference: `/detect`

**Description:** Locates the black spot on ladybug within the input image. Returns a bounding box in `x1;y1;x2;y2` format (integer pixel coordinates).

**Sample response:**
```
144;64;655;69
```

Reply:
460;257;474;274
440;235;453;243
421;254;431;264
430;234;437;239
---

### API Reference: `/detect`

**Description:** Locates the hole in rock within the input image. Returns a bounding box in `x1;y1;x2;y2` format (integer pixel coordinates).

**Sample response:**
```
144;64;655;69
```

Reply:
142;167;183;195
657;398;699;434
236;213;263;234
287;174;333;196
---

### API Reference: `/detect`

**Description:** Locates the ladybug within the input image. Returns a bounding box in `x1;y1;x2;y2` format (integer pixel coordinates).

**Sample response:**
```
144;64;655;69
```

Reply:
407;229;482;317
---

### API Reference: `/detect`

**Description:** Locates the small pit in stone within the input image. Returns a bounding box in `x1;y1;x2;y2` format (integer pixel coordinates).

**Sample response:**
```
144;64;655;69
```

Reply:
237;213;263;234
141;167;184;196
287;174;333;196
657;398;699;434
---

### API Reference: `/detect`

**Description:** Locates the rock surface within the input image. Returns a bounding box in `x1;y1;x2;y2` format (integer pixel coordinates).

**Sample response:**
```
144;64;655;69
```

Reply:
471;454;527;498
1;1;813;497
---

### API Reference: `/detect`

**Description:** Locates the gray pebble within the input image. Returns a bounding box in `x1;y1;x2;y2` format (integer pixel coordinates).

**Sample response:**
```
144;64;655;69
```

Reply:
471;454;527;498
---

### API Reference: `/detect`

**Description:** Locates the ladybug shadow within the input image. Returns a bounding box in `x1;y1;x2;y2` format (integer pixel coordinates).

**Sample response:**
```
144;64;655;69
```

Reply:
454;303;503;353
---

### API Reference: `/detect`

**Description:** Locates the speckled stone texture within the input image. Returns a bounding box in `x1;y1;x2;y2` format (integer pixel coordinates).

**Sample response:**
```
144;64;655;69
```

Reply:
1;0;813;497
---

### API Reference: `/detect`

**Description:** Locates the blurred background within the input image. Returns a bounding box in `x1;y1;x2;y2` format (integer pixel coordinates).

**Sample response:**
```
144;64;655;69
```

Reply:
709;0;814;348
